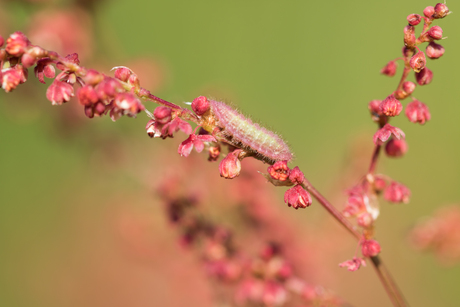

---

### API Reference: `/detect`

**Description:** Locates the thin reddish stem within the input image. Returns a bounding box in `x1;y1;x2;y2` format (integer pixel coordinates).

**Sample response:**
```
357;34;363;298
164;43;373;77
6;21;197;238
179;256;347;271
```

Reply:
368;144;382;174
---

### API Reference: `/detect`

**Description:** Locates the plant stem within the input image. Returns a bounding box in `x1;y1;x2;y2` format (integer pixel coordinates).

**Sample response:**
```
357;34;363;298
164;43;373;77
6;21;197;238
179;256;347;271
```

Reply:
301;180;408;307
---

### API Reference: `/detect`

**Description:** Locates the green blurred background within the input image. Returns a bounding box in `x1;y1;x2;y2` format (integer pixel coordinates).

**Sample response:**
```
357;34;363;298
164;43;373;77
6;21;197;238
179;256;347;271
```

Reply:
0;0;459;306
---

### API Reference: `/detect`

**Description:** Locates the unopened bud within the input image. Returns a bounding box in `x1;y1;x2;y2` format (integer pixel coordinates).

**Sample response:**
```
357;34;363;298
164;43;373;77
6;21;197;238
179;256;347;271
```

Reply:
361;239;381;257
114;67;132;82
426;42;445;59
423;6;435;18
385;138;408;157
6;31;30;56
428;26;443;40
357;212;373;228
407;14;422;26
191;96;210;116
219;150;242;179
402;81;416;95
415;68;433;85
284;185;312;209
405;100;431;124
433;3;449;19
153;106;172;124
384;181;411;204
380;61;397;76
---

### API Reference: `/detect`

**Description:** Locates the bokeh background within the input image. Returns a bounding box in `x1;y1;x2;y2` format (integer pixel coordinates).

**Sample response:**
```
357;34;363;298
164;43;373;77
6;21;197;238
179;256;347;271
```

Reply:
1;0;459;306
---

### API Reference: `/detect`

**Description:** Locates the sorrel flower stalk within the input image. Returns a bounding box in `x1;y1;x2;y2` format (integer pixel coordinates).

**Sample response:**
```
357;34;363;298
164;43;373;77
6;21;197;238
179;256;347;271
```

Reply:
0;2;451;306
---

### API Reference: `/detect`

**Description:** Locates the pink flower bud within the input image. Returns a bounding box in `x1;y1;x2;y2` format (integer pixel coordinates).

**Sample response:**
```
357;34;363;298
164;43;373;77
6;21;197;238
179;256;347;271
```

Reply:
393;90;408;100
357;212;373;228
339;257;366;272
374;175;387;192
384;181;410;203
84;69;104;85
114;67;132;82
5;31;30;56
93;101;106;117
433;3;449;19
208;145;221;162
267;160;290;181
288;166;305;185
402;81;416;95
409;51;426;73
112;92;145;119
361;239;381;257
21;53;36;68
379;95;402;117
1;69;22;92
128;73;140;88
385;138;408;157
428;26;443;40
407;14;422;26
373;124;405;145
404;25;416;47
368;100;383;117
77;85;99;106
46;80;74;105
284;185;312;209
191;96;210;116
145;119;156;138
153;106;172;124
415;67;433;85
423;6;435;18
96;77;122;99
380;61;397;76
219;150;242;179
405;100;431;124
426;42;445;59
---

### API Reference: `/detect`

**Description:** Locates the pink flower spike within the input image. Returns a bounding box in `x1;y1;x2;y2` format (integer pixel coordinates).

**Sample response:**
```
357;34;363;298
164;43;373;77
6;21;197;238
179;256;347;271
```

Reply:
385;138;408;157
379;95;402;117
373;124;405;145
339;257;366;272
384;181;411;204
178;133;217;157
407;14;422;26
46;80;74;105
426;42;445;59
405;100;431;124
219;149;243;179
361;239;381;257
288;166;305;185
415;68;433;85
267;160;290;181
380;61;397;76
409;51;426;73
5;31;30;56
284;185;312;209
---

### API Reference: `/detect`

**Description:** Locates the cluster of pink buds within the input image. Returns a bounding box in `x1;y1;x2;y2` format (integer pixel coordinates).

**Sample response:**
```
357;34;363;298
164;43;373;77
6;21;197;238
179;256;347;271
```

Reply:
0;31;145;121
265;161;312;210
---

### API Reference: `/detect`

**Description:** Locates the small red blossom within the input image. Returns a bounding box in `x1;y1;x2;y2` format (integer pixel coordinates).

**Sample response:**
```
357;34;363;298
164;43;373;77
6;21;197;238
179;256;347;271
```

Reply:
56;53;80;71
409;51;426;73
219;149;243;179
339;257;366;272
426;42;445;59
284;185;312;209
361;239;381;257
1;69;22;92
405;100;431;124
433;3;449;19
77;85;99;106
373;175;387;192
373;123;405;145
407;14;422;26
415;67;433;85
34;58;56;84
21;53;36;68
357;212;373;228
84;102;106;119
423;6;435;18
96;77;123;100
46;79;74;105
113;67;132;82
109;92;145;121
161;117;193;138
380;61;397;76
428;26;443;40
384;181;411;204
402;81;416;95
343;193;366;217
178;133;217;157
368;100;382;116
5;31;30;56
379;95;402;117
288;166;305;185
208;145;221;161
153;106;172;124
267;161;290;181
191;96;210;116
404;25;416;47
385;138;408;157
